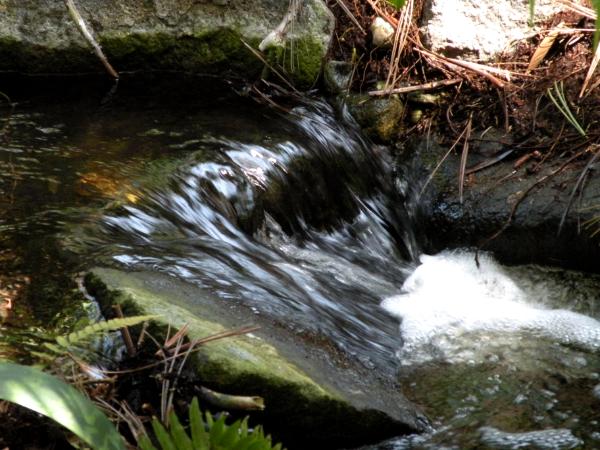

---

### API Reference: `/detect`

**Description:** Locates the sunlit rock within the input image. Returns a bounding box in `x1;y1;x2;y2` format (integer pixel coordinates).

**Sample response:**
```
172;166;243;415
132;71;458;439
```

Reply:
371;17;395;48
421;0;569;61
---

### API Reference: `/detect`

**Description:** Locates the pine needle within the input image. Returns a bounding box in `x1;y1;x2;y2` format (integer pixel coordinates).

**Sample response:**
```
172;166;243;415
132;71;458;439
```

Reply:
458;116;472;204
580;36;600;97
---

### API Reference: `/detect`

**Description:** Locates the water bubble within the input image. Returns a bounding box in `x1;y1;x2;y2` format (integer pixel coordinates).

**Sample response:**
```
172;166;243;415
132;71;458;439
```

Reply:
593;383;600;400
513;393;528;404
479;426;583;449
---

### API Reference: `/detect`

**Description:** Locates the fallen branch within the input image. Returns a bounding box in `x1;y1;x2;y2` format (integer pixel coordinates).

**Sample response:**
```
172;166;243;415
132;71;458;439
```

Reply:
196;386;265;411
415;47;507;88
112;304;136;357
368;77;462;96
64;0;118;79
241;40;299;94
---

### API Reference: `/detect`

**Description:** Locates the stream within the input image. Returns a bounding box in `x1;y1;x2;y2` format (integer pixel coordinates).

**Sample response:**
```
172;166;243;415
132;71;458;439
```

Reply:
1;76;600;449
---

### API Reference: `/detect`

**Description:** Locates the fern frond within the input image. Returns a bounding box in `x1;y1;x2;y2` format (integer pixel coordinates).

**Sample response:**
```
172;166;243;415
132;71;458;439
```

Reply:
56;315;157;348
138;397;285;450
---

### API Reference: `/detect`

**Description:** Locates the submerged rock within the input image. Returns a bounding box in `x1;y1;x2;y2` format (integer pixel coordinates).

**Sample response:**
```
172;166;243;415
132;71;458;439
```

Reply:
0;0;333;88
84;268;427;448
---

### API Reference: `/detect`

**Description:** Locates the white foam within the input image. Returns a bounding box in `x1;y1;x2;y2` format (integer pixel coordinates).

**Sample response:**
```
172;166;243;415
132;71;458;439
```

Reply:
479;426;582;449
381;250;600;364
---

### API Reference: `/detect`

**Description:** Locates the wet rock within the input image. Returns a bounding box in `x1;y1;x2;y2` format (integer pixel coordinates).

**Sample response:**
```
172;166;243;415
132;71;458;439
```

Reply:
421;0;566;61
84;268;427;448
402;136;600;271
346;94;405;143
0;0;333;88
323;60;353;94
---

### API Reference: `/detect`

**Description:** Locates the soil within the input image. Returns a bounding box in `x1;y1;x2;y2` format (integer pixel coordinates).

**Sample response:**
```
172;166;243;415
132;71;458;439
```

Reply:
326;0;600;164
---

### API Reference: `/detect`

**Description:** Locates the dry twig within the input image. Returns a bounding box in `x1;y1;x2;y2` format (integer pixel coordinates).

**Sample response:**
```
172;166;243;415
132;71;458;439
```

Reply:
368;78;462;96
64;0;118;79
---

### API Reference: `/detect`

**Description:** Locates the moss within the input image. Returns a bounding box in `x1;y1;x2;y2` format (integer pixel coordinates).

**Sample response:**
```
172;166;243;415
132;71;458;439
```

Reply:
0;28;325;90
101;30;263;76
263;36;326;90
84;268;415;447
0;30;263;77
0;37;99;73
346;94;405;143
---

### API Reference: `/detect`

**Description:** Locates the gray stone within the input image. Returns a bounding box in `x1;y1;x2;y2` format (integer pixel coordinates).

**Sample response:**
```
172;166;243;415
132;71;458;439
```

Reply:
402;135;600;271
0;0;333;88
323;60;353;94
84;267;427;448
420;0;568;61
346;94;405;143
371;17;394;48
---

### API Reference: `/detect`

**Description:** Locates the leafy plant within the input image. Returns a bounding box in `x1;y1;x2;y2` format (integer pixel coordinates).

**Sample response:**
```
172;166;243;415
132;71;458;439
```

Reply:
0;362;126;450
37;314;156;359
138;397;284;450
56;314;155;348
547;81;586;136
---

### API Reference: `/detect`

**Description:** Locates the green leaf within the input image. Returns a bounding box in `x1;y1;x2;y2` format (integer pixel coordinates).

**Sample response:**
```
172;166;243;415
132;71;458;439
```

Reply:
138;434;158;450
0;362;126;450
593;0;600;50
231;435;256;450
189;398;209;449
247;441;269;450
529;0;535;26
152;418;176;450
167;411;193;450
218;418;241;447
209;414;226;443
387;0;405;9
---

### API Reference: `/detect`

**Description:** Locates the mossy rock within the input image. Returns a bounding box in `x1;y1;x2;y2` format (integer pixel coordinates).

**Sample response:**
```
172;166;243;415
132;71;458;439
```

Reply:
0;0;333;89
346;94;405;143
84;268;426;448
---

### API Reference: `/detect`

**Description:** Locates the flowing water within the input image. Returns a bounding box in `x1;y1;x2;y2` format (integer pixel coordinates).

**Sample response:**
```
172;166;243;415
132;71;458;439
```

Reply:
2;76;600;448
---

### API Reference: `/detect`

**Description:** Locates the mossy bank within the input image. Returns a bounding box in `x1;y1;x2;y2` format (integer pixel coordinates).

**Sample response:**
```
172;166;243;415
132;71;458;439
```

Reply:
0;0;333;88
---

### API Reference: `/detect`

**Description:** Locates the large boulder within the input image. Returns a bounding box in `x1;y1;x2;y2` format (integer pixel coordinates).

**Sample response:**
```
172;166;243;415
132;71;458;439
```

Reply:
402;135;600;272
84;268;428;448
0;0;333;88
420;0;569;61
